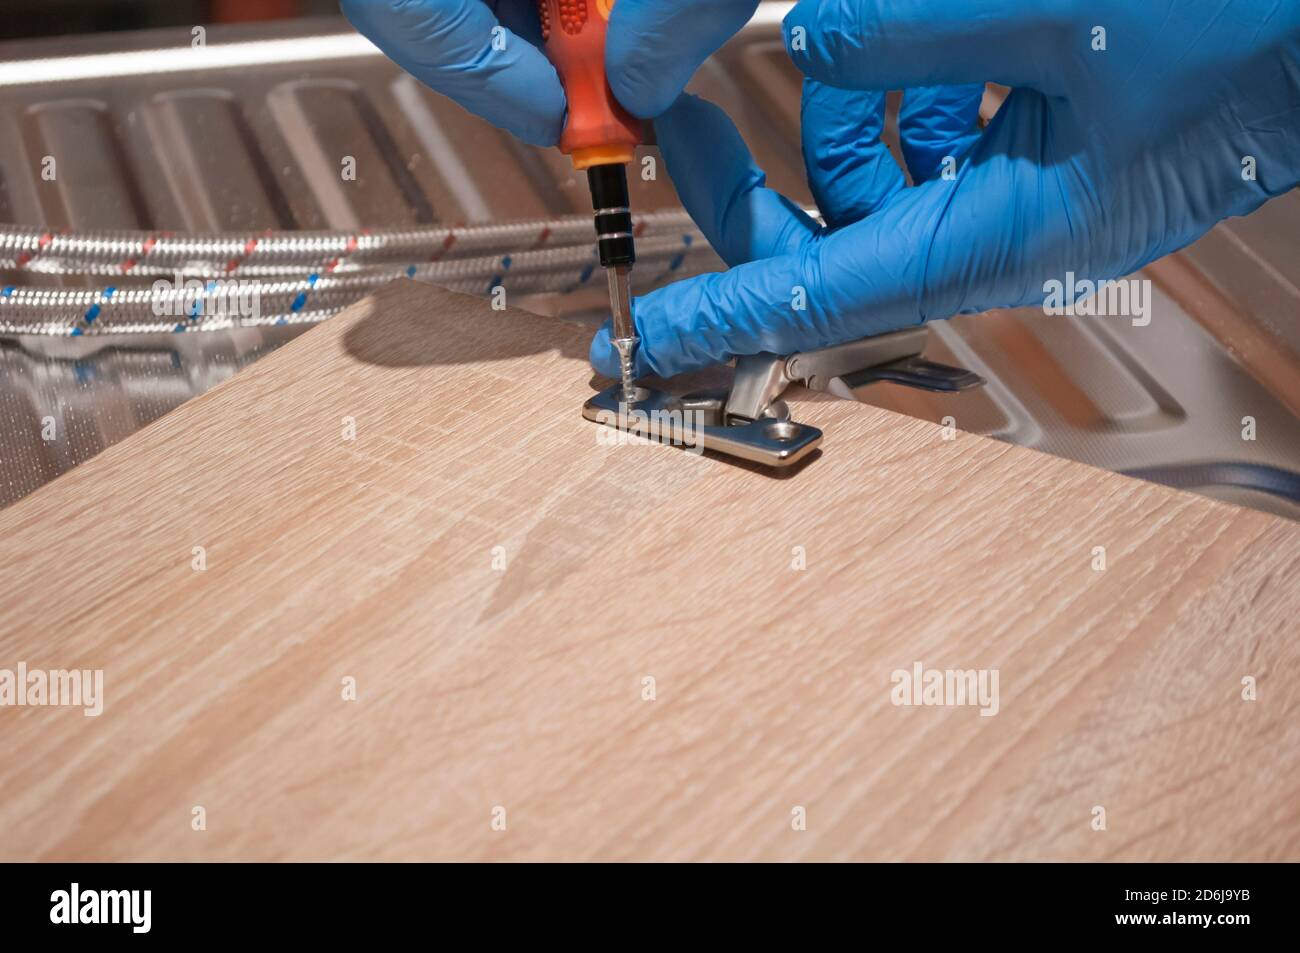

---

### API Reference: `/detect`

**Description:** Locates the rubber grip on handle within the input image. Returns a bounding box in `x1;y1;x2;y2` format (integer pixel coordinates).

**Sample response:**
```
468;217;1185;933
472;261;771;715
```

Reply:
537;0;643;169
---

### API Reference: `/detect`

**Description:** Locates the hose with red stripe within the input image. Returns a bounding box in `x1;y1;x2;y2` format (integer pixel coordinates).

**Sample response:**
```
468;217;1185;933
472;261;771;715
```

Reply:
0;211;693;277
0;232;707;336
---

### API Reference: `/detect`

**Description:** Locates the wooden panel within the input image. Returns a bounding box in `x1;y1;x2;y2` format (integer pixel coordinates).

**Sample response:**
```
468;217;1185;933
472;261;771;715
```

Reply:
1;279;1297;861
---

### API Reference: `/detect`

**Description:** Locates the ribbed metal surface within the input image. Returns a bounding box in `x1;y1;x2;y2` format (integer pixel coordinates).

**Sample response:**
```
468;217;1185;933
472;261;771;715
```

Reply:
1;10;1298;518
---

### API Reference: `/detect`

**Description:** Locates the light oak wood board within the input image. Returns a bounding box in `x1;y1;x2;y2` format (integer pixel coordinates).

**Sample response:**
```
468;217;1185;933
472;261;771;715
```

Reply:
1;279;1297;861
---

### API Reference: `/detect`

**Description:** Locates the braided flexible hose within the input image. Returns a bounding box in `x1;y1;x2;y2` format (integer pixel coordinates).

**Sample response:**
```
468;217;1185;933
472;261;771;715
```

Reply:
0;232;709;336
0;210;698;275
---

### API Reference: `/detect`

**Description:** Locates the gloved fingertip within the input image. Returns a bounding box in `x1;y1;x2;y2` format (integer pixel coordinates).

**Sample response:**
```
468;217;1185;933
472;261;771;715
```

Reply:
588;321;621;379
650;93;728;152
588;316;657;381
783;0;843;83
341;0;565;147
607;55;688;120
607;0;761;119
509;113;564;149
781;0;813;63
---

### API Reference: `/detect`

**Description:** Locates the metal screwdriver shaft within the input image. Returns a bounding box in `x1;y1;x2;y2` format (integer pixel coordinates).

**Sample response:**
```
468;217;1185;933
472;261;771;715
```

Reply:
588;163;639;405
607;262;638;404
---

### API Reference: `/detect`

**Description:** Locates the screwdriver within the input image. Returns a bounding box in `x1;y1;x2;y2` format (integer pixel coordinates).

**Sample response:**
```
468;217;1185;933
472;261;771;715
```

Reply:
537;0;644;405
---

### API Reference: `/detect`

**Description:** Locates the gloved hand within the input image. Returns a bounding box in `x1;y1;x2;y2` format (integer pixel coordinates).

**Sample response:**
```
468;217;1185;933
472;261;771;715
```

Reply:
339;0;758;146
591;0;1300;379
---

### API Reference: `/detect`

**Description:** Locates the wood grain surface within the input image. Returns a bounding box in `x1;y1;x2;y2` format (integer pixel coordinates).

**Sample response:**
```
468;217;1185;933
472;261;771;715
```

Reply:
1;279;1297;861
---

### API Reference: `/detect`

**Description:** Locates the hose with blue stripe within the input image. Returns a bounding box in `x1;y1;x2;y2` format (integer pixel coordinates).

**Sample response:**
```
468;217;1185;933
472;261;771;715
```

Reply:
0;232;707;336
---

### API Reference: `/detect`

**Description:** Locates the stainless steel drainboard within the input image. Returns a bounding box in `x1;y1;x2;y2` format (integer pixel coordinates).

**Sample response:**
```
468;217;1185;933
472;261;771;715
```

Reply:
1;10;1298;518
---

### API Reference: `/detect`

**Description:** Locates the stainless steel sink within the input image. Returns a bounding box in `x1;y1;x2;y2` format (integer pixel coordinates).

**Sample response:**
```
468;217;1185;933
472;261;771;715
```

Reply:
1;8;1298;517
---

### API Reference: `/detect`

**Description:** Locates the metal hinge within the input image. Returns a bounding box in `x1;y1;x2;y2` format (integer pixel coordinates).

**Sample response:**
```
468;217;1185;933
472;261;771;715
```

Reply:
584;327;985;468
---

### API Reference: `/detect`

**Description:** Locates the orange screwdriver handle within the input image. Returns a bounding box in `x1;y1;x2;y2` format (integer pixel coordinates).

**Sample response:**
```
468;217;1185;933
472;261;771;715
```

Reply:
537;0;643;169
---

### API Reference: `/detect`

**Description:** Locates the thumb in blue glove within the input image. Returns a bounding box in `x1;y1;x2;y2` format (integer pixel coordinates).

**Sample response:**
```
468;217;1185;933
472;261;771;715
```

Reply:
340;0;758;145
592;0;1300;380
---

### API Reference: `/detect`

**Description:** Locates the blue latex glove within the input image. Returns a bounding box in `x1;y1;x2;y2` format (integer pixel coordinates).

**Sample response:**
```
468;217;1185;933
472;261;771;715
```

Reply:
339;0;758;145
591;0;1300;379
